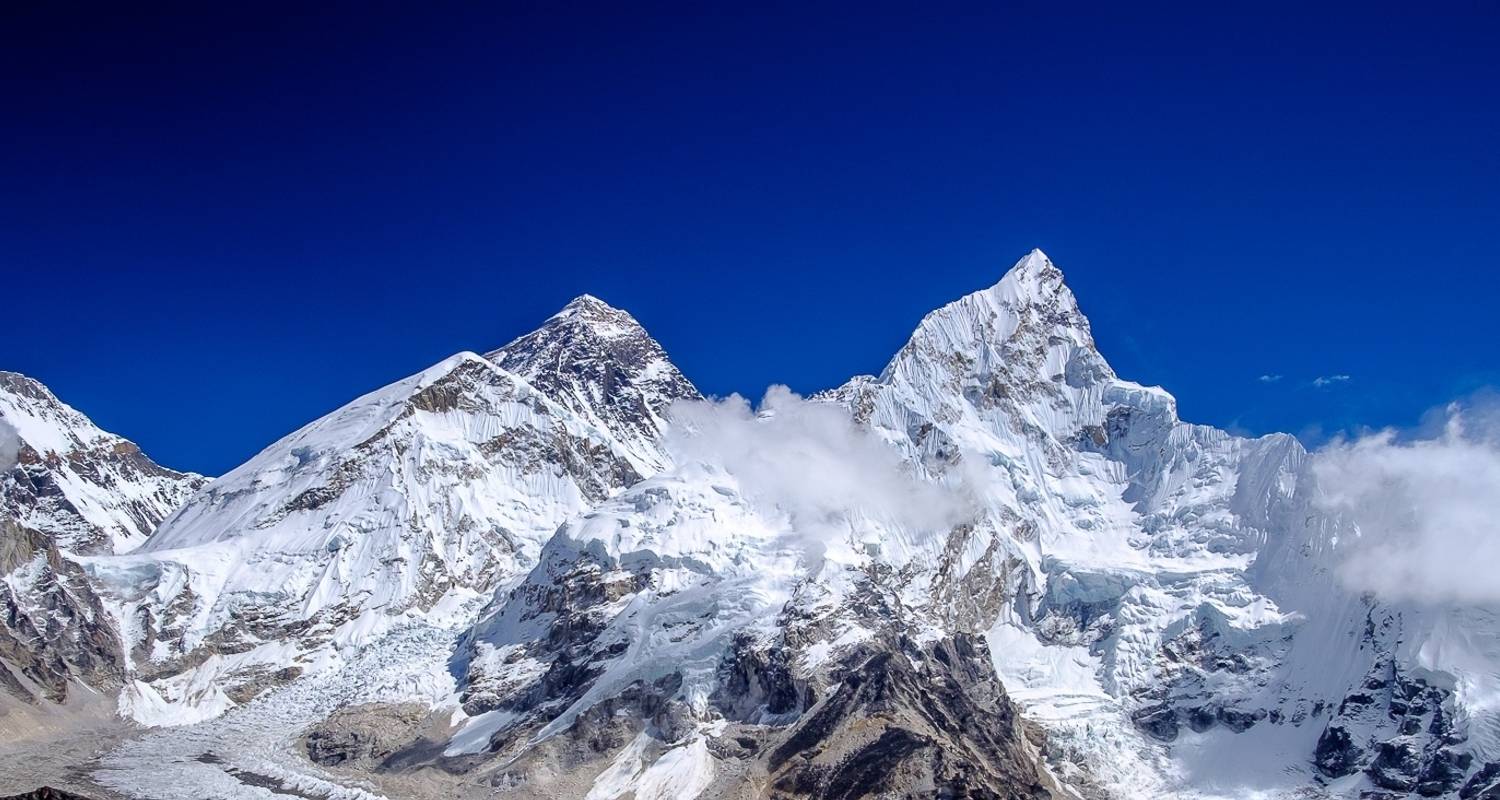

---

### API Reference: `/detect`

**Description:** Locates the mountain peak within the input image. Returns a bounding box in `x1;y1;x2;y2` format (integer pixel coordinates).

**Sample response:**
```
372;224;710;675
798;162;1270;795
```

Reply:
539;293;643;340
0;370;203;555
485;298;700;471
991;247;1068;300
561;292;610;311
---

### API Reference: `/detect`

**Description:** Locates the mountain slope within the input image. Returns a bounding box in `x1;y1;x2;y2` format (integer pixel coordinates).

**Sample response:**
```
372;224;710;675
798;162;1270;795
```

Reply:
0;373;202;708
438;250;1496;800
87;300;698;728
5;253;1498;800
0;372;204;555
486;295;700;472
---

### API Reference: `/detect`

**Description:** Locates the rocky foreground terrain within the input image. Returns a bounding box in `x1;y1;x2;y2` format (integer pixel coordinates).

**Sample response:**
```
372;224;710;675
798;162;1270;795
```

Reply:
2;251;1497;799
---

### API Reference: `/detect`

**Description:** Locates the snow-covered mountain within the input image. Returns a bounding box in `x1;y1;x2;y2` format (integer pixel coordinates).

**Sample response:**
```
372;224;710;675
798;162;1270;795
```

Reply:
0;372;204;556
441;251;1499;799
82;299;699;727
486;294;701;471
3;257;1498;800
0;372;202;709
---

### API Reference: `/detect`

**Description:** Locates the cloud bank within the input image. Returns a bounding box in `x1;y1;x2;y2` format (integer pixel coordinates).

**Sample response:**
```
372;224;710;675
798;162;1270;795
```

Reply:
665;386;970;546
1312;403;1500;606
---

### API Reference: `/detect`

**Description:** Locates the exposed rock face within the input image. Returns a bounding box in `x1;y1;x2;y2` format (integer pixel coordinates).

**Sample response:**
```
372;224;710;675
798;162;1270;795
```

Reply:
1463;762;1500;799
0;373;200;706
0;518;125;704
0;788;101;800
761;634;1053;800
487;294;701;472
305;703;430;767
1311;614;1477;796
0;371;204;556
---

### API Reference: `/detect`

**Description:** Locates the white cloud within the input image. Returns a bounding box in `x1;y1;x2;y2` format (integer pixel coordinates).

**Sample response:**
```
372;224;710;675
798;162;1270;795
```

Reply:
0;418;20;472
1258;374;1283;383
1313;374;1351;387
665;386;971;550
1312;402;1500;606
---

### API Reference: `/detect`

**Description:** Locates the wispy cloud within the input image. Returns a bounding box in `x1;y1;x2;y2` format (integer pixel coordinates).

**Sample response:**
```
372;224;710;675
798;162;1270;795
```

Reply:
1313;374;1351;388
1258;374;1283;383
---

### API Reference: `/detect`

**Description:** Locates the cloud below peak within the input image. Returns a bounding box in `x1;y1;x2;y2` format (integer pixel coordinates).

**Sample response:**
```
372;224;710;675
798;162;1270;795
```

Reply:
664;386;971;547
1312;401;1500;606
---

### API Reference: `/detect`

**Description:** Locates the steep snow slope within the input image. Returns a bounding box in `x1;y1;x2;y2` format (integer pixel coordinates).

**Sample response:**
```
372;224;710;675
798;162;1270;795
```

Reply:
0;372;202;708
446;251;1498;799
85;300;699;728
486;295;701;472
0;371;204;555
90;353;639;725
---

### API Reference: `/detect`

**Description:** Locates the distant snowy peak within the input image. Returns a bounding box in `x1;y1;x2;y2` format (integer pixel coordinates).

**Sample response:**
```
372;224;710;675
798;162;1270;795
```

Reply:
882;248;1106;387
0;371;204;555
485;294;700;472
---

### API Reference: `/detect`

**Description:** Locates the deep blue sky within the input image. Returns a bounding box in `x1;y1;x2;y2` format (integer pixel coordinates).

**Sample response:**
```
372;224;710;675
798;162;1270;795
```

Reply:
4;2;1497;475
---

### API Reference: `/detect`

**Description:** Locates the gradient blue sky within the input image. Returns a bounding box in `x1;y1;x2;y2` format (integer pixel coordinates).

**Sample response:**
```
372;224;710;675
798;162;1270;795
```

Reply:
4;2;1498;476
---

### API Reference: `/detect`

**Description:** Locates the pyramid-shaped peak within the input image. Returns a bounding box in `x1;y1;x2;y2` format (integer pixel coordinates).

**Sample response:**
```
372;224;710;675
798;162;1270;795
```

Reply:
520;293;647;343
993;248;1068;295
1017;247;1053;271
484;293;701;470
560;293;613;313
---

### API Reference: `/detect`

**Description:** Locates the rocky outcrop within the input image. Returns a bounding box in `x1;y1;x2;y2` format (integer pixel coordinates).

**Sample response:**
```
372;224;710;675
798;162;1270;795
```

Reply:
0;371;204;556
486;294;701;471
0;788;101;800
1310;616;1477;796
759;634;1055;800
0;373;199;707
304;703;431;767
0;519;125;704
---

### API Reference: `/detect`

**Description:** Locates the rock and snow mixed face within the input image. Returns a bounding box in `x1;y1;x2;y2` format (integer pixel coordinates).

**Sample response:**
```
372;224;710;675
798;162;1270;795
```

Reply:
444;251;1498;800
5;255;1498;800
486;294;702;473
83;301;700;727
0;373;203;709
0;372;205;556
